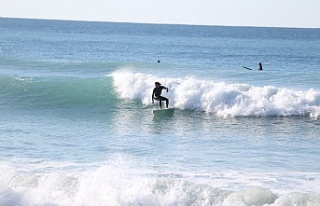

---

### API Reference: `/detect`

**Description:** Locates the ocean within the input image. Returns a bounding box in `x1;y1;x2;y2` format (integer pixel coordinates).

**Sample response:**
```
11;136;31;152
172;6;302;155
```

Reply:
0;18;320;206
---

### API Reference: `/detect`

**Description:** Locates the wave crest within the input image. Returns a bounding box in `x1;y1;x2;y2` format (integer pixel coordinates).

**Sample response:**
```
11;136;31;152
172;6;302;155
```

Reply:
0;75;114;109
112;71;320;118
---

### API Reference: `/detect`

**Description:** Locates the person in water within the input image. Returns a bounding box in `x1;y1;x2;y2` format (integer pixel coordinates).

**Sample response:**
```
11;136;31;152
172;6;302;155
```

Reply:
152;82;169;108
258;62;263;70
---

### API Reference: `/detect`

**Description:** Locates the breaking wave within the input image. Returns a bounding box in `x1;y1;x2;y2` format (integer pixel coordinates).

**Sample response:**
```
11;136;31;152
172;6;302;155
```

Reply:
1;158;320;206
112;70;320;118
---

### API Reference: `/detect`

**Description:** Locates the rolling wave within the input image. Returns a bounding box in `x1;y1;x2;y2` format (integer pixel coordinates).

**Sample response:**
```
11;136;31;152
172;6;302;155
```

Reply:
0;75;115;109
1;159;320;206
112;70;320;118
2;69;320;118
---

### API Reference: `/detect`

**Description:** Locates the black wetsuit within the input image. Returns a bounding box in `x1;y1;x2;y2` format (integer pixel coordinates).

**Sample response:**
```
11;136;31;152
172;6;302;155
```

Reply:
152;86;169;108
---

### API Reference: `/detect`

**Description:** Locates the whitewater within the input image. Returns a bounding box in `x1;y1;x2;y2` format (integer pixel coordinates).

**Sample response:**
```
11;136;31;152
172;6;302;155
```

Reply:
112;70;320;118
1;18;320;206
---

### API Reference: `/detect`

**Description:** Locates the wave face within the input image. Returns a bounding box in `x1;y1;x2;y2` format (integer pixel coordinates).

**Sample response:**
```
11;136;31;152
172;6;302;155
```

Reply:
0;74;115;110
112;70;320;118
2;69;319;117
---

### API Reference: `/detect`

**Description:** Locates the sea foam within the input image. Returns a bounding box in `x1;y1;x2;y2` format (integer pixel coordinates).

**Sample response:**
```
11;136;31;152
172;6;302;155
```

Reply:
112;70;320;118
1;158;320;206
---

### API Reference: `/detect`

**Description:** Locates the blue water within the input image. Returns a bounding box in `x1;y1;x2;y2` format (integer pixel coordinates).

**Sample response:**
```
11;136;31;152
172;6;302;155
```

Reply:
1;18;320;206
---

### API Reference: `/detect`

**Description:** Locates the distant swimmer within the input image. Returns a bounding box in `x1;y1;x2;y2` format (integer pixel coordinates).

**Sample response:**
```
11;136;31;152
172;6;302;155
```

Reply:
157;60;161;63
152;82;169;109
258;62;263;70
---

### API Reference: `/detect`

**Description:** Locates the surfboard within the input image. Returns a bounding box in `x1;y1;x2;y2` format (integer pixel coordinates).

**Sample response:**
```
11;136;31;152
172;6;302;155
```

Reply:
242;66;252;70
152;108;174;115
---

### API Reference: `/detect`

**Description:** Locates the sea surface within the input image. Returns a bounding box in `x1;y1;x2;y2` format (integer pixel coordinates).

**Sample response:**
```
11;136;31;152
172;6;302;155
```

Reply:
1;18;320;206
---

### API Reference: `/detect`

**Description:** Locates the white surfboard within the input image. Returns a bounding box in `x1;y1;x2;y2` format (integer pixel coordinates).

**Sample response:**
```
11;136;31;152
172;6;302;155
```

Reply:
152;108;174;115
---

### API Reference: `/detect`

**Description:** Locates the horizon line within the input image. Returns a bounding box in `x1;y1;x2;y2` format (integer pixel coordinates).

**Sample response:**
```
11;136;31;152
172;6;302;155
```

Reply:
1;16;319;30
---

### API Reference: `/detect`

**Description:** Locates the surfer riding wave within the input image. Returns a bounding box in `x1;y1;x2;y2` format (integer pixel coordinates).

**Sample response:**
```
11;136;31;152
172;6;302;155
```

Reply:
152;82;169;108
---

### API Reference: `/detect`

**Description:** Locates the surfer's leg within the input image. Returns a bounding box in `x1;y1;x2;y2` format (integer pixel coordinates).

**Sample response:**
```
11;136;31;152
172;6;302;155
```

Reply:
160;97;169;108
160;96;169;108
156;96;168;109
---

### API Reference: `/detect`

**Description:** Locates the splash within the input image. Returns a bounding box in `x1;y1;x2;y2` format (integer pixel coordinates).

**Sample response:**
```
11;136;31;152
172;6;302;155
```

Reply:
1;158;320;206
112;70;320;118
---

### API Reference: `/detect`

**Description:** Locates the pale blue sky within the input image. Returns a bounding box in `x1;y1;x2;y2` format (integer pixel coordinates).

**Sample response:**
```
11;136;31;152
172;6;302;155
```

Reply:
1;0;320;28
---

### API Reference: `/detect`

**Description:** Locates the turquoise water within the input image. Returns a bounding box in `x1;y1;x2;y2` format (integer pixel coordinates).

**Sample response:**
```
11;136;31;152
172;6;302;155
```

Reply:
1;18;320;205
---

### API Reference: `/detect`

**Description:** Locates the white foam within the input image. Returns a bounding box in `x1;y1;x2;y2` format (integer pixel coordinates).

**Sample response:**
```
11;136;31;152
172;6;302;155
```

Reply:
112;70;320;118
1;159;320;206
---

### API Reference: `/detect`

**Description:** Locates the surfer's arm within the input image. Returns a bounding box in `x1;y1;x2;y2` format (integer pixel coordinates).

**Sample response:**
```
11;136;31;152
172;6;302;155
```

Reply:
162;86;168;92
152;90;155;103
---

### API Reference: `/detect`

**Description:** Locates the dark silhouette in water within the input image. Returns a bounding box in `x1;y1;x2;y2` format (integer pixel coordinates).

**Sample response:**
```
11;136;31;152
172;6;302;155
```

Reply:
152;82;169;108
259;62;263;70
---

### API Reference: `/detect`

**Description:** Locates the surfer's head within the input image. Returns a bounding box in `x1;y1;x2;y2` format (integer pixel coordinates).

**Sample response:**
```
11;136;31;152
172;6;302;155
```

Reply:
155;82;161;86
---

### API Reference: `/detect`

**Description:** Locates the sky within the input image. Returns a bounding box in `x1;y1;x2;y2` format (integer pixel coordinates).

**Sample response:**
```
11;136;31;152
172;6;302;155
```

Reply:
1;0;320;28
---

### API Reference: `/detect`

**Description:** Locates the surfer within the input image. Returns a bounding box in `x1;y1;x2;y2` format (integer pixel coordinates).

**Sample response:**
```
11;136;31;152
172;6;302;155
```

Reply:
258;62;263;70
152;82;169;108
